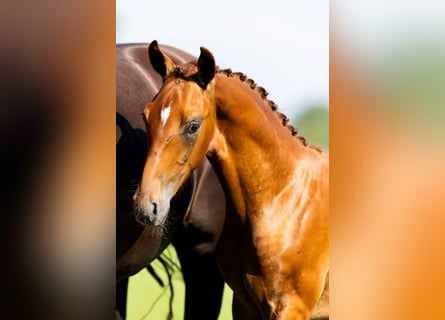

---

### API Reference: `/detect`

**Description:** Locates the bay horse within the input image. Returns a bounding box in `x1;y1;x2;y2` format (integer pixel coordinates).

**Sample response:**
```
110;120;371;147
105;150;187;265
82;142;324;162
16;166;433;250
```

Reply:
116;43;226;319
133;41;329;319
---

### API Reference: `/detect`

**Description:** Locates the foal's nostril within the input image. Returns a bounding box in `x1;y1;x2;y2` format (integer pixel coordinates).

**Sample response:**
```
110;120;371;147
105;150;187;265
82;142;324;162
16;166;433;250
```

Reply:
152;202;158;216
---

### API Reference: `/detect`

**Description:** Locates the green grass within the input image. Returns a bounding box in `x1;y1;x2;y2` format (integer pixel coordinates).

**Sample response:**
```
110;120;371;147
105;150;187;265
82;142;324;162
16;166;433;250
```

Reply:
126;245;233;320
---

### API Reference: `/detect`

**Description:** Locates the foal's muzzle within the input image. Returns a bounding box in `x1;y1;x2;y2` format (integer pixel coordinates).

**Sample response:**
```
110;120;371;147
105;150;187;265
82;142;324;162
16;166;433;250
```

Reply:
133;197;165;226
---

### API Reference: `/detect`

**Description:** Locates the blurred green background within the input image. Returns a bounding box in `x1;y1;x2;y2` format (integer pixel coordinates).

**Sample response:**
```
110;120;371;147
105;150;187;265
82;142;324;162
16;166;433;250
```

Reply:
293;105;329;150
126;246;234;320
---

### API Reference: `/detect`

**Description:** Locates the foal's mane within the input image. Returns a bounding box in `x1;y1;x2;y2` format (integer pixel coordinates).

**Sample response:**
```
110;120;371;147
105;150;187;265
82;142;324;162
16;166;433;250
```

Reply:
216;68;322;153
167;62;322;153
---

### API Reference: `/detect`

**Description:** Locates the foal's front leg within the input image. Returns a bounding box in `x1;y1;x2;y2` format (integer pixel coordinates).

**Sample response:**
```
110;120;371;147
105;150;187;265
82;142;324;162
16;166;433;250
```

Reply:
273;295;312;320
271;271;328;320
244;270;324;320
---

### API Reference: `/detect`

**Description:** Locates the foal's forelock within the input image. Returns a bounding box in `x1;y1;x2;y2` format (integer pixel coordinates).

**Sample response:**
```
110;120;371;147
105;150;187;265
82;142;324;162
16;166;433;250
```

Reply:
163;63;212;90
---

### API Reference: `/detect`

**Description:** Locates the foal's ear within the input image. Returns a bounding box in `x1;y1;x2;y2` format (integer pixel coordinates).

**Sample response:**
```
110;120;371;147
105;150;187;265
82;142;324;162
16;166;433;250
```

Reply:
148;40;176;80
198;47;216;88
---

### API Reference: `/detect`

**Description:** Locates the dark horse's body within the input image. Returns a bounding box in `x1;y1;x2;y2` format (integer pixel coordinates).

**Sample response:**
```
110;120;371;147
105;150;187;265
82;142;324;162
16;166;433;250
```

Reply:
116;43;226;319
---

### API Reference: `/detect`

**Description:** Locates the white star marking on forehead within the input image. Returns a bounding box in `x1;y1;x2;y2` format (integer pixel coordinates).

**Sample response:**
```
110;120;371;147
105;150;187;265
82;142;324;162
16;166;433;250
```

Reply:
161;103;171;127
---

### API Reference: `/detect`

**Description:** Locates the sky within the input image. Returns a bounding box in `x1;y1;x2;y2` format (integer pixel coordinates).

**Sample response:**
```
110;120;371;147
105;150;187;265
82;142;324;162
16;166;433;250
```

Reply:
116;0;328;119
332;0;445;64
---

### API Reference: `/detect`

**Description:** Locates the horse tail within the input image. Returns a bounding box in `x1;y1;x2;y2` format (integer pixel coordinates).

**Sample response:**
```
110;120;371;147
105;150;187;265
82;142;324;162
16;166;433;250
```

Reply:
145;254;180;320
157;256;174;320
146;264;164;287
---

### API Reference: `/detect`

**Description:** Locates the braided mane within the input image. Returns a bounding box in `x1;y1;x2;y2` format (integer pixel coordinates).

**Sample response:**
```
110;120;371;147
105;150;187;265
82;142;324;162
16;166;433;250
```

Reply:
216;68;322;153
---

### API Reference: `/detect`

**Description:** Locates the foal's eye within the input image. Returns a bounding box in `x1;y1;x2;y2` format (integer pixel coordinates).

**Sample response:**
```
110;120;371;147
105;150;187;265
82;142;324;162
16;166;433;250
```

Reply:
185;120;201;135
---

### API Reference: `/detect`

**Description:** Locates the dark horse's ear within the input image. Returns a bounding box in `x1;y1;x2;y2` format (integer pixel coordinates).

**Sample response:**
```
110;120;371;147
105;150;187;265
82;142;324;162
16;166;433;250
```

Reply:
198;47;216;88
148;40;176;80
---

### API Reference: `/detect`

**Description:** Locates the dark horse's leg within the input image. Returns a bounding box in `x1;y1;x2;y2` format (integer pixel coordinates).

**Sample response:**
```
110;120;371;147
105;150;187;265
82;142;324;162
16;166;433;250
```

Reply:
116;114;147;319
173;228;224;320
116;279;128;319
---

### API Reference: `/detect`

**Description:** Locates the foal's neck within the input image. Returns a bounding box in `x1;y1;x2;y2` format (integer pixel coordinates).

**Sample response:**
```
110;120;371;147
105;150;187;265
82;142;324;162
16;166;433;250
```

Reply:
208;73;315;220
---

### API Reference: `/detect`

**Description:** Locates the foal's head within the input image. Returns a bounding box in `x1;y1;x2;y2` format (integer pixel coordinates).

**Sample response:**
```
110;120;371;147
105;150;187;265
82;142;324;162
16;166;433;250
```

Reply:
133;41;217;226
